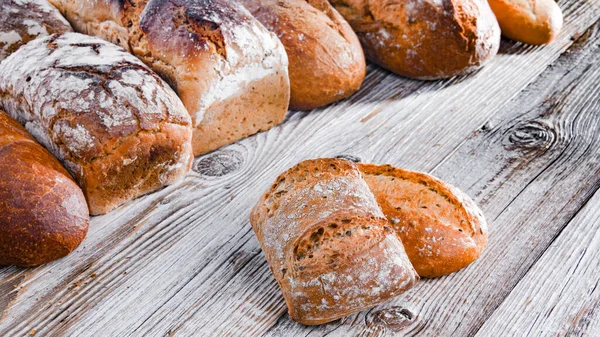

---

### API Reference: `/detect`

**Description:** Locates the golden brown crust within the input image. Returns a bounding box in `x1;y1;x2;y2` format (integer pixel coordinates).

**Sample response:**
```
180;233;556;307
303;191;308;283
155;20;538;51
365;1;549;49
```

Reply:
488;0;563;45
0;111;89;267
251;159;418;325
358;163;488;278
240;0;366;110
330;0;501;79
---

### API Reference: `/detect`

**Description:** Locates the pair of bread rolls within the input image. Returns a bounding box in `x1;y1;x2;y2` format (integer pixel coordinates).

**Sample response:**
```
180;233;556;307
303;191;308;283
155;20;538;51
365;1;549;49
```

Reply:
251;158;487;324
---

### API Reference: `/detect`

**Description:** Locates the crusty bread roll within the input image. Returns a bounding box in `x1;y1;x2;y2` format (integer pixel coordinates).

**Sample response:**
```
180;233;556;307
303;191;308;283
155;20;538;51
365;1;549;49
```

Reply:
359;164;488;278
251;159;419;325
488;0;563;45
0;111;89;267
330;0;501;79
49;0;291;156
239;0;366;110
0;33;193;215
0;0;72;61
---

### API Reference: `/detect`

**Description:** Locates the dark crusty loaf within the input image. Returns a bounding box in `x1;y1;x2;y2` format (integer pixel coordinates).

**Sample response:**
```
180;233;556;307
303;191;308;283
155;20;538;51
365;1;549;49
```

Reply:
49;0;291;156
0;0;72;61
359;164;488;278
251;159;419;325
0;111;89;267
239;0;366;110
330;0;501;79
0;33;193;215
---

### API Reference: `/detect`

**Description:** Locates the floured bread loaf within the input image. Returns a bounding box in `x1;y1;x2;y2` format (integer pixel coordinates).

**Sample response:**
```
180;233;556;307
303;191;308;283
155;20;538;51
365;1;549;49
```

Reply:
359;164;488;278
0;33;193;215
239;0;366;110
330;0;501;79
0;0;72;61
49;0;291;155
251;159;419;325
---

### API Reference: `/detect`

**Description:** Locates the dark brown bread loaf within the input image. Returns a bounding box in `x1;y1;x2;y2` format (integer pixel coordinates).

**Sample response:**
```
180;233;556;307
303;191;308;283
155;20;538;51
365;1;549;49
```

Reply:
0;111;89;267
251;159;419;325
49;0;291;155
239;0;366;110
359;164;488;278
0;0;72;61
0;33;193;215
330;0;501;79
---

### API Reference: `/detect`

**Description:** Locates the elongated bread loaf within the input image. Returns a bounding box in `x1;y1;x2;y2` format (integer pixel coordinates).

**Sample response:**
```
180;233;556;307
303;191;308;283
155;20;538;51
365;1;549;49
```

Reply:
49;0;290;156
0;0;72;61
359;164;488;278
251;159;419;325
0;33;193;215
239;0;366;110
330;0;501;79
0;111;89;267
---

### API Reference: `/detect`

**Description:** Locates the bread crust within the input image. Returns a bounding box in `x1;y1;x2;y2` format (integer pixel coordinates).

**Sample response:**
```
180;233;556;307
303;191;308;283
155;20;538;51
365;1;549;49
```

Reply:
240;0;366;110
0;111;89;267
0;33;193;215
358;163;488;278
330;0;501;79
49;0;290;156
251;159;418;325
0;0;72;61
488;0;563;45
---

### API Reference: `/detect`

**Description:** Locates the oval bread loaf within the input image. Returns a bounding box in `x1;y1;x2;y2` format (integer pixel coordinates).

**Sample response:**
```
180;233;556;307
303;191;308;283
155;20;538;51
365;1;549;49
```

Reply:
251;159;419;325
0;33;193;215
239;0;366;110
0;111;89;267
0;0;72;61
488;0;563;45
330;0;501;79
359;163;488;278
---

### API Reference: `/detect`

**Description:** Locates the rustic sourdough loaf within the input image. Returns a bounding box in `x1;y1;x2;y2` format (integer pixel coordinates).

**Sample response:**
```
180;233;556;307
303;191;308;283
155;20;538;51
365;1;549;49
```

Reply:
239;0;366;110
0;33;193;215
330;0;501;79
0;111;89;267
488;0;563;45
0;0;72;61
359;164;488;278
251;159;419;325
49;0;290;155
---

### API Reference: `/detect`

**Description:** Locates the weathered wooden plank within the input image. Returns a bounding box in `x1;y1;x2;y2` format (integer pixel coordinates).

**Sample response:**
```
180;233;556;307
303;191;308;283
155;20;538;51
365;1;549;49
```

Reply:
0;0;599;336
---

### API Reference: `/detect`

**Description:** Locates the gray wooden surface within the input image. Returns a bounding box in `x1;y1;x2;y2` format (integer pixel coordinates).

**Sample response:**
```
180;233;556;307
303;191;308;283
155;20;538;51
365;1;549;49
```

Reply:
2;0;600;336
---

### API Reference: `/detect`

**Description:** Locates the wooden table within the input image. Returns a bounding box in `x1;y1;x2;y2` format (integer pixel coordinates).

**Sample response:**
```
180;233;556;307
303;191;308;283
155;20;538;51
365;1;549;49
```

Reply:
2;1;600;336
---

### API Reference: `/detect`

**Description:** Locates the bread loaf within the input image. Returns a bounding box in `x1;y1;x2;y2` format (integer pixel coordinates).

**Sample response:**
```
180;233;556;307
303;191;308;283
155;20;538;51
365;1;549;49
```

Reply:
0;111;89;267
0;0;72;61
239;0;366;110
488;0;563;45
0;33;193;215
251;159;419;325
330;0;501;79
49;0;291;156
359;164;488;278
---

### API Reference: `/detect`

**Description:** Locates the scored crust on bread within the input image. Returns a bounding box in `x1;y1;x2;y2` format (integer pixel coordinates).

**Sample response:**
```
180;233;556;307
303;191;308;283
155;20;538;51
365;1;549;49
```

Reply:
0;33;193;215
358;163;488;278
251;159;419;325
49;0;291;156
330;0;501;79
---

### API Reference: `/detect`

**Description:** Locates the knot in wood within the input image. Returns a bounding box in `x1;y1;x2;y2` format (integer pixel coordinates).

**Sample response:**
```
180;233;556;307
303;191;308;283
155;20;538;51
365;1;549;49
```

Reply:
504;121;556;151
194;150;244;176
334;154;362;163
366;306;417;332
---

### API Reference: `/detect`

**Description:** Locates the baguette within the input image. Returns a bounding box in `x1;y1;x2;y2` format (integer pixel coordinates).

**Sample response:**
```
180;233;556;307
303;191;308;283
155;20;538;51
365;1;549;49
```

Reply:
0;111;89;267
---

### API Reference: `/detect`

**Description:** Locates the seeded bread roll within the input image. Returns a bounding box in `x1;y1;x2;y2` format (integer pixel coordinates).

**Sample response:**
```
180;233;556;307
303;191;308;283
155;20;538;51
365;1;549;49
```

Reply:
330;0;501;79
239;0;366;110
0;33;193;215
359;164;488;278
0;111;89;267
49;0;291;156
251;159;419;325
0;0;72;61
